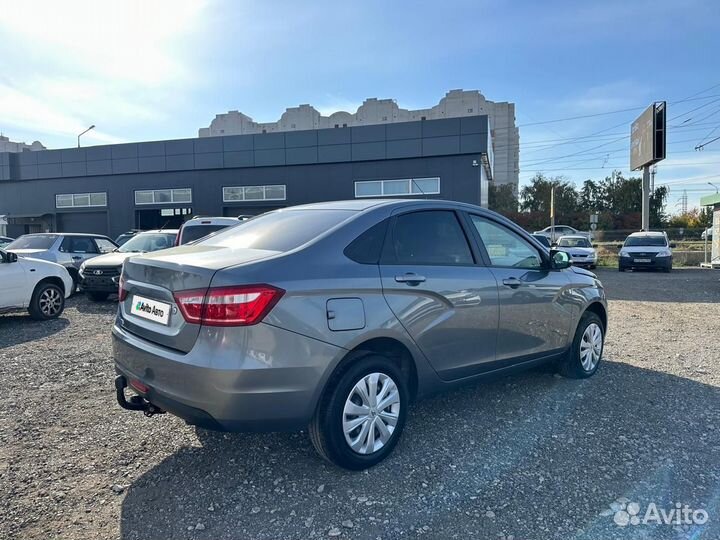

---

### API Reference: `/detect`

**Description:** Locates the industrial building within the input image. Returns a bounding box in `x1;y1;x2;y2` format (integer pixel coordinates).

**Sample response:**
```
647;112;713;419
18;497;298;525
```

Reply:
0;116;493;239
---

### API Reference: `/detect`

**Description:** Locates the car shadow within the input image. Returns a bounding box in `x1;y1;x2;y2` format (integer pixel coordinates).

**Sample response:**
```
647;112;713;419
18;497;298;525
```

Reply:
120;361;720;540
0;314;70;348
594;267;720;303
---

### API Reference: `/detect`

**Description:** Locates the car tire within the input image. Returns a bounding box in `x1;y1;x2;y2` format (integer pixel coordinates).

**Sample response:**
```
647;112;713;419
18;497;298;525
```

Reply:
309;354;408;470
88;291;110;302
28;281;65;320
558;311;604;379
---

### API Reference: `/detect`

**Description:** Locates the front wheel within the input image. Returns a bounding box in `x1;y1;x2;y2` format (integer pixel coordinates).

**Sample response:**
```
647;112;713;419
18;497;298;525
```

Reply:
309;355;408;470
28;282;65;320
558;311;604;379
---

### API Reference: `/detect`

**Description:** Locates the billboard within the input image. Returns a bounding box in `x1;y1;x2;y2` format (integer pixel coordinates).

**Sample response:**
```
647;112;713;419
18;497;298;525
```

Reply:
630;102;666;170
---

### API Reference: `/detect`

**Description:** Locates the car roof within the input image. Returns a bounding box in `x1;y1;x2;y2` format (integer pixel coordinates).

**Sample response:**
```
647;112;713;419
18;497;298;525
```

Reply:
627;231;665;237
183;216;242;225
136;229;179;234
20;232;111;238
285;198;502;214
558;235;589;240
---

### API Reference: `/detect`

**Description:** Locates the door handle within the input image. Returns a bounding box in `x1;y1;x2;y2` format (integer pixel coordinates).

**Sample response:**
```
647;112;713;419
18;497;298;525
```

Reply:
395;273;426;285
502;277;522;288
71;256;82;260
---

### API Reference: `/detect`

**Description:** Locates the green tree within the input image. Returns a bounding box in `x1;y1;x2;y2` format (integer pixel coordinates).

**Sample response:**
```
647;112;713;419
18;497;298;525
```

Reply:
520;173;578;215
488;183;519;215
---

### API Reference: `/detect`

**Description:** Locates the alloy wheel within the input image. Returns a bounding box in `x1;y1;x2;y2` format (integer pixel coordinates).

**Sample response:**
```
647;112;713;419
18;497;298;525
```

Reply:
39;287;62;316
342;372;401;455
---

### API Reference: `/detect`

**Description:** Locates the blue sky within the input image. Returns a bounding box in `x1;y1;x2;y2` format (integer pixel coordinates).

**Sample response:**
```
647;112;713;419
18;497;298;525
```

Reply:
1;0;718;210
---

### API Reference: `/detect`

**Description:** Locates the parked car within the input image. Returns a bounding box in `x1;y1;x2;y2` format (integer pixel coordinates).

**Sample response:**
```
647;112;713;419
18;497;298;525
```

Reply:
534;225;591;243
175;216;243;246
532;233;552;248
0;248;74;319
701;227;713;240
556;235;597;269
112;200;607;469
80;230;178;301
0;235;14;249
114;230;144;247
618;231;674;272
5;233;118;290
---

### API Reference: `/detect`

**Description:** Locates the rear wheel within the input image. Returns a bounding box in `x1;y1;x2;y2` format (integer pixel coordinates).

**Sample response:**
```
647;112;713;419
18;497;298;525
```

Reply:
309;355;408;470
28;282;65;320
558;311;604;379
88;291;109;302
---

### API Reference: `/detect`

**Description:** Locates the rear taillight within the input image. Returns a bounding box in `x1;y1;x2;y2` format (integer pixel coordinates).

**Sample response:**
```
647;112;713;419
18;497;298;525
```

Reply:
118;274;128;301
173;285;284;327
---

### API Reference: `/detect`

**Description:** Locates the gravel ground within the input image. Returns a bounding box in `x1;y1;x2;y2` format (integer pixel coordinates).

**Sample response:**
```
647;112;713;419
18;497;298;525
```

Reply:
1;268;719;540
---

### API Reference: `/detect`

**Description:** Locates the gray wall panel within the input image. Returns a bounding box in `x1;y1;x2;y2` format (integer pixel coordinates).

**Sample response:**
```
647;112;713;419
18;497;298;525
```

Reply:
111;144;138;159
166;154;194;170
223;151;254;168
285;130;317;148
17;152;38;166
386;122;422;140
460;116;488;134
318;128;351;146
194;137;223;154
62;162;87;177
112;158;139;174
286;146;318;165
386;139;422;159
460;133;486;154
351;125;386;143
61;149;86;163
165;139;194;155
138;141;166;157
223;135;253;152
254;148;285;166
38;150;62;165
422;118;460;138
318;144;351;162
86;160;112;175
138;156;166;172
254;133;285;150
86;146;111;161
423;136;460;156
194;152;224;169
352;142;386;161
20;165;38;180
38;163;62;177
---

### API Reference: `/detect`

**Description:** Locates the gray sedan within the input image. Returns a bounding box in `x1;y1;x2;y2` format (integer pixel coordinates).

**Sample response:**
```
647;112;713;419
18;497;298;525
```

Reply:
112;200;607;469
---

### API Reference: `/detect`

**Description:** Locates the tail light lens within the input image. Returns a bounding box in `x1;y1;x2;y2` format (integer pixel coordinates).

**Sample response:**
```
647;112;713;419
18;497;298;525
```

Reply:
118;274;128;301
174;285;284;327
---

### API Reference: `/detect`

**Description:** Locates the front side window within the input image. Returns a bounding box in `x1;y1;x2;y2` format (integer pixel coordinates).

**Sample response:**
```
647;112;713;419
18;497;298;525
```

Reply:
471;216;542;269
61;236;99;254
95;238;117;253
390;211;473;265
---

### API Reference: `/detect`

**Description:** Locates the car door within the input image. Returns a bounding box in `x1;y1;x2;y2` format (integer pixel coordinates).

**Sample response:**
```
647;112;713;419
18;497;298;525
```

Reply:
467;215;572;362
60;236;100;270
379;209;499;381
0;252;28;308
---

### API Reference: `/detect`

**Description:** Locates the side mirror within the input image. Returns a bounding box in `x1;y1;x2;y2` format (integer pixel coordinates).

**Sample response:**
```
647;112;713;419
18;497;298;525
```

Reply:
3;252;18;263
669;243;677;248
550;249;571;270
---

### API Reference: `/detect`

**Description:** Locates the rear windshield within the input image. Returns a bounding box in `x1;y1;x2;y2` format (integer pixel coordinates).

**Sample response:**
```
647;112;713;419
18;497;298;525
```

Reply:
558;237;591;248
180;224;233;244
198;209;356;252
6;235;57;250
119;233;177;253
625;236;667;247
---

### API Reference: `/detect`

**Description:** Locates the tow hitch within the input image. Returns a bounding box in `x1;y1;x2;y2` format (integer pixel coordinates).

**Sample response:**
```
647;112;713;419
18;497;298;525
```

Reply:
115;375;165;417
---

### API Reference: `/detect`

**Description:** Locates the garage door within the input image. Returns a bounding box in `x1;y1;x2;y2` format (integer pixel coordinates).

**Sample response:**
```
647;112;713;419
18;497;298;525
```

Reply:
56;212;109;235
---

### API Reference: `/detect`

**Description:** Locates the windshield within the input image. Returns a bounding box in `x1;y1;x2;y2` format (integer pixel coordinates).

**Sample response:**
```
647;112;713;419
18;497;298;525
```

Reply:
119;233;177;253
625;236;667;247
558;237;591;248
180;224;233;244
6;235;57;250
115;234;135;246
198;209;356;252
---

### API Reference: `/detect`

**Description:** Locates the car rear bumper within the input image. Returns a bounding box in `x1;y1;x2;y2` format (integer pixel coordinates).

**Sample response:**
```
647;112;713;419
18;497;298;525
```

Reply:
111;322;345;432
619;255;672;270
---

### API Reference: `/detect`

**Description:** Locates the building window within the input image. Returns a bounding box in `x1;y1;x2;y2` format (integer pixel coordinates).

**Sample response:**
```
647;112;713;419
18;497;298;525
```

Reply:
382;116;387;121
354;178;440;198
467;108;473;113
134;188;192;205
222;184;286;202
55;192;107;208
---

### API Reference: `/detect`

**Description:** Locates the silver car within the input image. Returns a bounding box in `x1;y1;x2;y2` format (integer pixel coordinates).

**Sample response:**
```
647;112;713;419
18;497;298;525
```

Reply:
6;233;118;289
113;200;607;469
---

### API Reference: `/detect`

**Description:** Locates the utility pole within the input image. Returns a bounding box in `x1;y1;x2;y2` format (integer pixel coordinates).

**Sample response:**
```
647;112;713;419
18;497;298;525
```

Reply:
550;185;555;242
641;165;650;231
681;190;688;214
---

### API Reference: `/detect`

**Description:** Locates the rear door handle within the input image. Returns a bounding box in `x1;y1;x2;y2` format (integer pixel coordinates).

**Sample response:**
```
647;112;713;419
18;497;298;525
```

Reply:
395;273;426;284
502;277;522;288
71;256;82;260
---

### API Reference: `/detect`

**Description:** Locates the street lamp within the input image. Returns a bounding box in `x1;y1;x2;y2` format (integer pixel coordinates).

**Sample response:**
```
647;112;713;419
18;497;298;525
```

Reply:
709;182;719;193
77;125;95;148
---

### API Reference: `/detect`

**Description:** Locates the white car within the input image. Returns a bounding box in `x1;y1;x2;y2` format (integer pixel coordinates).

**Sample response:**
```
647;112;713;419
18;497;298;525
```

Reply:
701;227;713;240
533;225;591;243
0;249;74;319
175;216;244;245
556;235;597;269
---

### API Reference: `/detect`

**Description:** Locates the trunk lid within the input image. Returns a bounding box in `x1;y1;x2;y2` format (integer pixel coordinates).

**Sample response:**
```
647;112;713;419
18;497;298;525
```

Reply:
118;245;279;352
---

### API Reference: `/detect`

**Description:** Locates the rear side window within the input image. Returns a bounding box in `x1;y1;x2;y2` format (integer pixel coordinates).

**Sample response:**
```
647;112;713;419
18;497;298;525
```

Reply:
344;219;389;264
388;211;473;265
61;236;99;254
199;209;356;252
180;224;232;244
6;235;57;250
